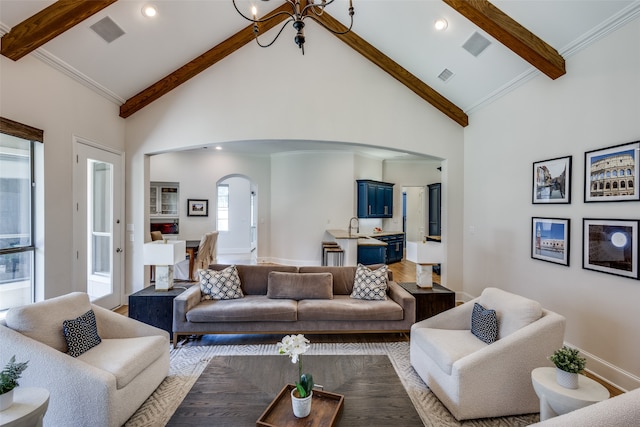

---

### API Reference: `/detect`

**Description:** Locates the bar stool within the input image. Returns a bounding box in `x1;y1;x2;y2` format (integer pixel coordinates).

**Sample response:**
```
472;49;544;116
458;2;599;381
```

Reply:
324;245;344;266
322;241;340;266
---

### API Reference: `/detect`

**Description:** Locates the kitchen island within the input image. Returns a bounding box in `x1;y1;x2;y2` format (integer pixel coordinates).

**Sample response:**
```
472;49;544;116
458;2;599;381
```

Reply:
326;229;404;266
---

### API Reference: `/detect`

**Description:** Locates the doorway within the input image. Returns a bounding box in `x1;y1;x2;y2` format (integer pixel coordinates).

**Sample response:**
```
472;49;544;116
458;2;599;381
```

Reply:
216;175;257;264
73;139;124;309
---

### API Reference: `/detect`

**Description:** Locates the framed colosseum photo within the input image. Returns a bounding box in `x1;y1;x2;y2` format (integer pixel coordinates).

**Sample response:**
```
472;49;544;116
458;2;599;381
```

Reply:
583;218;639;279
531;217;570;266
584;141;639;202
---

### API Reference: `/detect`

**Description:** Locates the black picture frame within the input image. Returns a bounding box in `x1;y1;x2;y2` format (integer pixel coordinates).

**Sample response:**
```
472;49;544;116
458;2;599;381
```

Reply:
531;217;570;266
582;218;639;279
533;156;572;204
187;199;208;217
584;141;639;202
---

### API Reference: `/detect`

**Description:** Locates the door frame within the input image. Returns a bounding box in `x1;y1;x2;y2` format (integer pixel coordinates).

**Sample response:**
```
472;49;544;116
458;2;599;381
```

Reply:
72;136;125;308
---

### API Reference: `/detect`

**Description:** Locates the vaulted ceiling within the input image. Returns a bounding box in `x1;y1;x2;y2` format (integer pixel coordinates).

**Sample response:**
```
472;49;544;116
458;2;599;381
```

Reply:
1;0;638;128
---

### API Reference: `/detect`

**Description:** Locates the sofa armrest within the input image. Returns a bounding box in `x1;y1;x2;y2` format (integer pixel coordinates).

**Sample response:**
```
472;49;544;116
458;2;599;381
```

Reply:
92;304;169;340
173;284;202;323
412;296;478;332
388;281;416;323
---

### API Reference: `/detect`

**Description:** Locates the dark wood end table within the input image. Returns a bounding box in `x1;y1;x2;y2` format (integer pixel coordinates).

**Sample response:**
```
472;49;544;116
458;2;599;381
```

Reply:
128;285;188;334
398;282;455;322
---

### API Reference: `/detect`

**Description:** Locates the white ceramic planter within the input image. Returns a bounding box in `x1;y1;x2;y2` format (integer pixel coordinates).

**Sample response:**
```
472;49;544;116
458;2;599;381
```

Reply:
291;388;312;418
556;368;579;389
0;389;14;411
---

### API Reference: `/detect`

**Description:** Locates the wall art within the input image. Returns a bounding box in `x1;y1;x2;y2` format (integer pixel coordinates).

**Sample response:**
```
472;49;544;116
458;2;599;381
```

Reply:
584;141;639;202
532;217;570;266
583;218;639;279
533;156;571;204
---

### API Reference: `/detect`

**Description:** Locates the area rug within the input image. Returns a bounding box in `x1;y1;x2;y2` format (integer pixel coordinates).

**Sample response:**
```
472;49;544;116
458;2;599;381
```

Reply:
125;342;539;427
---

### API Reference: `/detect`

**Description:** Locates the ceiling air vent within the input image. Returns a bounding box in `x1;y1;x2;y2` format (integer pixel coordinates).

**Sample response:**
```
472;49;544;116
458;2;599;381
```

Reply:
462;32;491;57
90;16;125;43
438;68;454;83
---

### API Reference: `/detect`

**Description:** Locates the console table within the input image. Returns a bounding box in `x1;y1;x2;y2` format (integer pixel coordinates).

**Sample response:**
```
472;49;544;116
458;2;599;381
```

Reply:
398;282;456;322
128;286;188;334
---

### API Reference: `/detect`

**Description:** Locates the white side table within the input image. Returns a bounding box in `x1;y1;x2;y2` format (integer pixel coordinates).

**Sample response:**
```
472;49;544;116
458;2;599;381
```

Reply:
531;367;609;421
0;388;49;427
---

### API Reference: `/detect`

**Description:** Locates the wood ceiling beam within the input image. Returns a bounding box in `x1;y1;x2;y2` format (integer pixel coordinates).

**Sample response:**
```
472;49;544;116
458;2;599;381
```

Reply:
313;12;468;127
120;3;291;118
443;0;565;80
1;0;118;61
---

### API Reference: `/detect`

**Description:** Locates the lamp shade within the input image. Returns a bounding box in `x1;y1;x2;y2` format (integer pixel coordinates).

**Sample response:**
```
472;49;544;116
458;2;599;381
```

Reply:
143;240;186;265
406;241;444;264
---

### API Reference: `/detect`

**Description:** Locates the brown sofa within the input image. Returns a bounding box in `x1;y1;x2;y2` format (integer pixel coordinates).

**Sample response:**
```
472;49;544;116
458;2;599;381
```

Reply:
172;264;415;347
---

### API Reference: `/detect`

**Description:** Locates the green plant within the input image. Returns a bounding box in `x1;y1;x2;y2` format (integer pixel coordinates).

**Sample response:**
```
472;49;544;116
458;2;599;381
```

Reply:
550;345;586;374
277;334;314;398
0;355;29;394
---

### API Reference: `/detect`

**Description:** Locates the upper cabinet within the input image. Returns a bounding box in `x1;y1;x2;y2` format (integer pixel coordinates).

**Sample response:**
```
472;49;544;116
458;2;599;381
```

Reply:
357;180;394;218
150;181;179;217
428;183;441;237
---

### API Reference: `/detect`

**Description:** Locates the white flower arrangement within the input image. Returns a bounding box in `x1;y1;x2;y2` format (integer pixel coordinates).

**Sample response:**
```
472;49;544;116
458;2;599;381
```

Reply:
278;334;314;398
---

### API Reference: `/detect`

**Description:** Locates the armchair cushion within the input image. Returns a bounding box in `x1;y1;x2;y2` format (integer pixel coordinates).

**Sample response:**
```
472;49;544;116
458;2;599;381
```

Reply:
479;287;542;339
412;327;487;374
63;309;102;357
5;292;92;352
200;265;244;300
470;303;498;344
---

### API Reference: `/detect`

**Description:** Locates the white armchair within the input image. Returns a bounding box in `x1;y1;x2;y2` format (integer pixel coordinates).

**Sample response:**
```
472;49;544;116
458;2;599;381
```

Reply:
410;287;566;420
0;292;169;427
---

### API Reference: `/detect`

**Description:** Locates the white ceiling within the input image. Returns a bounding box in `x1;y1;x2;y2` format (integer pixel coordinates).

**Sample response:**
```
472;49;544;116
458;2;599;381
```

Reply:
1;0;639;160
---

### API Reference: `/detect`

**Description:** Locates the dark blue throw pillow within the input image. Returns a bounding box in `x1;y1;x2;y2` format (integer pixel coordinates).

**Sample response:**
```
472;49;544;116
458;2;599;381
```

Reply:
63;309;102;357
471;302;498;344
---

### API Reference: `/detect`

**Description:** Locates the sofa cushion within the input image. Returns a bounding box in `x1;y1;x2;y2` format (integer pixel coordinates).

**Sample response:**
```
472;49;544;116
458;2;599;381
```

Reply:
298;295;403;321
412;327;488;375
63;309;102;357
5;292;92;352
186;295;298;322
298;266;358;295
350;264;388;300
267;272;333;300
77;336;167;389
470;303;498;344
479;287;542;339
208;264;299;295
200;265;244;300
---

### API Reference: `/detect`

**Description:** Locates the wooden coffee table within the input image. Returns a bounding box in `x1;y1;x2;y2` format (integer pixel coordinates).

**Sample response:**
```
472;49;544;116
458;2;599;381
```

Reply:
167;354;423;426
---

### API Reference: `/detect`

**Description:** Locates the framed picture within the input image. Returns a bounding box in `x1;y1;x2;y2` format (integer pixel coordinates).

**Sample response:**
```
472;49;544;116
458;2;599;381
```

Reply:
584;140;639;202
533;156;571;204
531;217;570;266
583;218;639;279
187;199;208;217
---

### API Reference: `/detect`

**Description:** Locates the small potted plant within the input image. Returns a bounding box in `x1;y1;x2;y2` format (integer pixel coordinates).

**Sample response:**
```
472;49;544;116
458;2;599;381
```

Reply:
277;334;314;418
0;355;29;411
549;345;586;389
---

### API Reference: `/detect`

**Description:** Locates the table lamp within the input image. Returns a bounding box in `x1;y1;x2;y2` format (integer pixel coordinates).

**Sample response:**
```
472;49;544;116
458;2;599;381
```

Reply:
406;240;443;288
143;240;186;291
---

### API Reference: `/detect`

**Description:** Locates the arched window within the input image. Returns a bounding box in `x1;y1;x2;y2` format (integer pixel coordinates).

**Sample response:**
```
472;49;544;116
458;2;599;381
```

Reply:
621;181;626;189
606;171;611;178
630;180;634;189
612;170;617;177
619;169;625;177
613;182;618;189
628;169;633;176
605;182;610;189
599;182;604;190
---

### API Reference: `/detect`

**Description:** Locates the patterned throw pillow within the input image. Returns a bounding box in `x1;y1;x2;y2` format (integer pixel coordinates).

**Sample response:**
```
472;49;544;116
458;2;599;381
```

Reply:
471;302;498;344
350;264;388;301
63;309;102;357
200;265;244;300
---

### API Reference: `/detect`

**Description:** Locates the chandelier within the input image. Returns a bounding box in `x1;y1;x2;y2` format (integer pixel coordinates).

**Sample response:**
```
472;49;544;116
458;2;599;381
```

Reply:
232;0;354;55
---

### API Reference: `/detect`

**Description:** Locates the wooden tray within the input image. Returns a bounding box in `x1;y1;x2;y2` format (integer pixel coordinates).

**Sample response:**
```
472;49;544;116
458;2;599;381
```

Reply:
257;384;344;427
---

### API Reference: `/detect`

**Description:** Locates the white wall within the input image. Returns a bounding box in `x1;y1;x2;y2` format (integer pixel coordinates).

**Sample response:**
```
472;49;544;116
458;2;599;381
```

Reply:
125;27;464;294
0;55;125;300
464;18;640;390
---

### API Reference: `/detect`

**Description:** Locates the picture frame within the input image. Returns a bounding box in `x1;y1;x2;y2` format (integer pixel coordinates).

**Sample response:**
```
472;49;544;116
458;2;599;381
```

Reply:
531;217;570;266
583;218;639;279
187;199;208;217
584;140;639;202
532;156;571;204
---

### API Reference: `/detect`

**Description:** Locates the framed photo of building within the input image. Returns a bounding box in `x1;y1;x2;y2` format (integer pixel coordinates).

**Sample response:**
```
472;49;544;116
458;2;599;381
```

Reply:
584;141;639;202
531;217;570;266
583;218;639;279
533;156;571;204
187;199;208;217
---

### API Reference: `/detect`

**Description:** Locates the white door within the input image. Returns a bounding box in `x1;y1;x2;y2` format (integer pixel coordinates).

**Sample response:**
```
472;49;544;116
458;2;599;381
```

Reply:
74;140;124;309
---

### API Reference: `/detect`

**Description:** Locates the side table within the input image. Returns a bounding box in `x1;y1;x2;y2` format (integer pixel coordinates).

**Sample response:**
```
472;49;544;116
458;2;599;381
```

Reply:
531;367;610;421
0;387;49;427
128;285;188;335
398;283;455;322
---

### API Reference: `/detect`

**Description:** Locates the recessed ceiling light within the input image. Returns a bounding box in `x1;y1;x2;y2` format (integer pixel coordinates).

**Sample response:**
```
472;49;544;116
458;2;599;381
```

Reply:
434;18;448;31
141;4;157;18
215;146;223;150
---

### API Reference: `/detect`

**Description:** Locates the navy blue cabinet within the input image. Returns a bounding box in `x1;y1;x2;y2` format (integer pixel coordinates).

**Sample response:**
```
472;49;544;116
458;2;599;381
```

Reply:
375;233;404;263
428;183;441;237
357;180;394;218
357;244;387;265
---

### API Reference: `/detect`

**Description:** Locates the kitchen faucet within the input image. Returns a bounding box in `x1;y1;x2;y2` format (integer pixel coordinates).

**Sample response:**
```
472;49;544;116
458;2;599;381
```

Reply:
348;217;359;236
